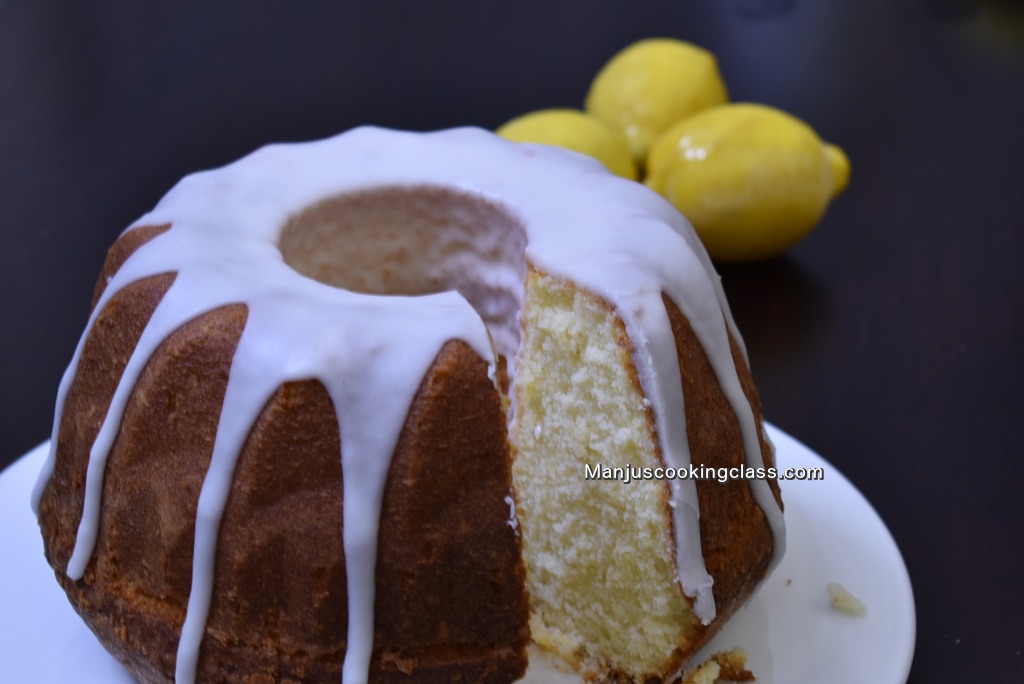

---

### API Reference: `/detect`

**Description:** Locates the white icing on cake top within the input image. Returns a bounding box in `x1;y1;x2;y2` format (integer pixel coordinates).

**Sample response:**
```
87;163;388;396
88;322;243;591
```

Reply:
32;126;785;683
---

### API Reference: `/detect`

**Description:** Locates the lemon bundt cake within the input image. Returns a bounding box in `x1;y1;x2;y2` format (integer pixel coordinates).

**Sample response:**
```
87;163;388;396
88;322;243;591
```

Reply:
33;126;784;683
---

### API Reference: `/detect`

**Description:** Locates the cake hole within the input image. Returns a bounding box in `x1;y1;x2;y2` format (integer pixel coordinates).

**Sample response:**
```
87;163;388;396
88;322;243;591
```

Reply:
279;185;528;359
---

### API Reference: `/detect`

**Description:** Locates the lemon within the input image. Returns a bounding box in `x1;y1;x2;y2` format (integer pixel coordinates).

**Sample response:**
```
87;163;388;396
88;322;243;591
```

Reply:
646;103;850;262
585;38;729;166
496;109;638;180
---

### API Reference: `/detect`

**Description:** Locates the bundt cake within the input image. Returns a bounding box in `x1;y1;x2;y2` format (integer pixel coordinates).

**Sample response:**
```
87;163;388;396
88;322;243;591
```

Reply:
32;126;785;684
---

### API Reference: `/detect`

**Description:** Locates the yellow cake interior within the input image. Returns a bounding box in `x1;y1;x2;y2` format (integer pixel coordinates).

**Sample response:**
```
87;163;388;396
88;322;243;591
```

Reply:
511;268;699;679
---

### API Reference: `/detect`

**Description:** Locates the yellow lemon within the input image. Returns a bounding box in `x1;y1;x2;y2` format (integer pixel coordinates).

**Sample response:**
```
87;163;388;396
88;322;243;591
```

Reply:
646;103;850;262
496;109;638;180
585;38;729;166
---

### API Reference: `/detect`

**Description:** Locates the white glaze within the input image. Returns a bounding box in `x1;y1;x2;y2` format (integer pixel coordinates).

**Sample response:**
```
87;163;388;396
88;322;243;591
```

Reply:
33;126;785;682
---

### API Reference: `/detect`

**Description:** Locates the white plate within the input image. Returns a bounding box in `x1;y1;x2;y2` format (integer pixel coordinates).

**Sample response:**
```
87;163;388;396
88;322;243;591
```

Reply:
0;425;914;683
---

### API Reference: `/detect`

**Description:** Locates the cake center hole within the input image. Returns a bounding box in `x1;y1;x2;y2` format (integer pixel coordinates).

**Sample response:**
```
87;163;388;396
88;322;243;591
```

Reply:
279;185;527;359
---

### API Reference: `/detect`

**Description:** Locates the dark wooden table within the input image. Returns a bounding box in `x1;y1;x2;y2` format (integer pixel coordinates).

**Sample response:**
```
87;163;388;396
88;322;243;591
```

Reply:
2;1;1021;681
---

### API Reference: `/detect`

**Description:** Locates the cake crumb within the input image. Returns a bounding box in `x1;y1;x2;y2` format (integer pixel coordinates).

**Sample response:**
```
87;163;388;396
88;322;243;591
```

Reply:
827;582;867;616
679;648;755;683
682;659;720;684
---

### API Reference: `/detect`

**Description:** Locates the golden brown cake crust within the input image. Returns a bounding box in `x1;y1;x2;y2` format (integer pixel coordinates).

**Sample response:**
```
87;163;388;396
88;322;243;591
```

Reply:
656;293;779;676
37;226;530;683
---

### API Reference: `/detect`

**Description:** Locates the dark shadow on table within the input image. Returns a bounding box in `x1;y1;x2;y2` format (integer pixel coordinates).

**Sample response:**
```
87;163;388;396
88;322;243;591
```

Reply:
718;256;830;381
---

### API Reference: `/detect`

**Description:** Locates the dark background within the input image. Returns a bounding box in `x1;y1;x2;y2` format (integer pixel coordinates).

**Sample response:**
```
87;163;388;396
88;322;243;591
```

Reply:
2;1;1022;681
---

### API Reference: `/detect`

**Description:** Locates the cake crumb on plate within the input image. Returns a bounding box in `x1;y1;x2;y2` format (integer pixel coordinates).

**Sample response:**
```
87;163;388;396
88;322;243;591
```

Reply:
827;581;867;616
